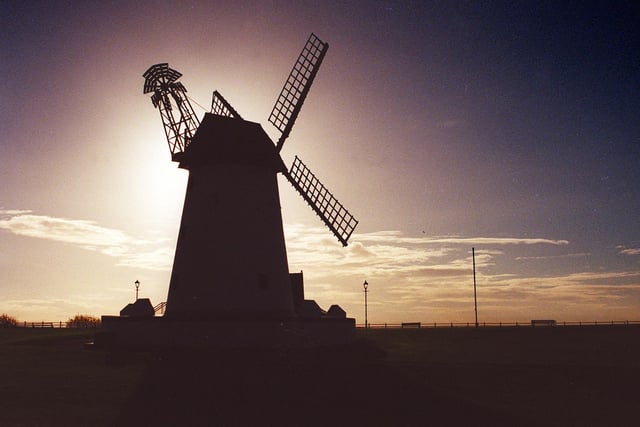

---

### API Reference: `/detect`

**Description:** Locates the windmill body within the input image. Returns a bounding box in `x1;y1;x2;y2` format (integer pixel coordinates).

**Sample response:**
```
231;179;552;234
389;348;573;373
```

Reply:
166;114;294;319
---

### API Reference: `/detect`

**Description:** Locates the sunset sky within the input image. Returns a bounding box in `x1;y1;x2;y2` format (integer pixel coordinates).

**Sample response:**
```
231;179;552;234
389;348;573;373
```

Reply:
1;1;638;324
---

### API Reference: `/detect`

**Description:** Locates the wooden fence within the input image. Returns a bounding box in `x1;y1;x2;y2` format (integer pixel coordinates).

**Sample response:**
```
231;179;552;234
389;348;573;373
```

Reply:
18;321;70;328
14;303;170;328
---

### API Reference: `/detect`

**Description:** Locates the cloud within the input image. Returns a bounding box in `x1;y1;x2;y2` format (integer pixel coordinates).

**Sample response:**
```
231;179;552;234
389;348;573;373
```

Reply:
619;247;640;256
0;214;130;249
0;209;33;215
284;227;570;279
116;246;174;270
464;270;640;318
516;252;591;261
354;230;569;246
0;210;173;271
285;226;466;281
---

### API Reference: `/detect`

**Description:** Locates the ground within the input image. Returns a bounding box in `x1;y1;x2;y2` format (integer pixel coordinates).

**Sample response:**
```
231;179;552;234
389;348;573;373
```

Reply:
0;325;638;426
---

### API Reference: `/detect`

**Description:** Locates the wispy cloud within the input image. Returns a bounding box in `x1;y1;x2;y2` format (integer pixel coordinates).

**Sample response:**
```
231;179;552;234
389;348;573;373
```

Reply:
0;210;173;270
0;211;130;249
285;225;568;279
516;252;591;261
115;247;174;270
354;230;568;246
618;247;640;256
0;209;32;215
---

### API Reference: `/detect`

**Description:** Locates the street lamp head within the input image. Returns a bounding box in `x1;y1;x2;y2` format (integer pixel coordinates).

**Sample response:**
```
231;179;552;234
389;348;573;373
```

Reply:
363;280;368;290
134;279;140;301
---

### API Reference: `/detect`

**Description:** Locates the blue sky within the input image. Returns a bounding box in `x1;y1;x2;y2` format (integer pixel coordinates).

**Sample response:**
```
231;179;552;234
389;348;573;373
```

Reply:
1;1;638;323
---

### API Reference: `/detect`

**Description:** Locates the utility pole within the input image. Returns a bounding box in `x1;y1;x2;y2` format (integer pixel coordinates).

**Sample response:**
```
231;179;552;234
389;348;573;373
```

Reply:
473;248;478;328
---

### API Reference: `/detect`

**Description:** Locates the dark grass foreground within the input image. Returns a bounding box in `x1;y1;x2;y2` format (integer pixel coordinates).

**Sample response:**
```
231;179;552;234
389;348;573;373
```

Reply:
1;326;639;426
115;340;517;427
0;329;142;426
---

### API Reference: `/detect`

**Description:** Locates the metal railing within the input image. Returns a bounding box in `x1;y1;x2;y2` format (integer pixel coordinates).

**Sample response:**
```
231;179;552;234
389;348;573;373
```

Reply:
10;319;640;329
154;302;167;315
358;320;640;329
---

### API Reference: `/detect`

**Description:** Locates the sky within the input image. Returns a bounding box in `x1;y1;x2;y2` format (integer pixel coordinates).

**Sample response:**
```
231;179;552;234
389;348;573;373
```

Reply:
1;0;639;324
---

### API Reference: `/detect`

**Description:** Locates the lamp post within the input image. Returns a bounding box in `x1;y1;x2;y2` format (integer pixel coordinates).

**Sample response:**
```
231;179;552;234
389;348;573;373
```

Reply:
363;280;369;328
134;280;140;301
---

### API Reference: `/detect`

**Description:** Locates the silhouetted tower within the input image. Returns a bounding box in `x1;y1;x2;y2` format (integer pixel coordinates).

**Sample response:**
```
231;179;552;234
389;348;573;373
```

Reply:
143;34;358;320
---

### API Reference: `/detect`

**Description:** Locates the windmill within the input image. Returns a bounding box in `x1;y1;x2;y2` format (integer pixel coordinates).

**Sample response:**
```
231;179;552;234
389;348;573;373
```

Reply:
142;34;358;321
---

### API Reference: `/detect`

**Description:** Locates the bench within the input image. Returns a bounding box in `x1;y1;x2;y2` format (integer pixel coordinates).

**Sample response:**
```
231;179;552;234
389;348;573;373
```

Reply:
401;322;421;328
531;319;556;327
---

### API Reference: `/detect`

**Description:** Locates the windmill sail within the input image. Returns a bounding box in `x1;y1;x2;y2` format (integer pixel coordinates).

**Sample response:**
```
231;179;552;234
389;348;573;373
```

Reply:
269;33;328;152
210;90;242;119
284;156;358;246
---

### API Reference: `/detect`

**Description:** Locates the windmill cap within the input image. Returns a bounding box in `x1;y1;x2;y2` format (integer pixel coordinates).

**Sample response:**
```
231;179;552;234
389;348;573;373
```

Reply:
178;113;286;172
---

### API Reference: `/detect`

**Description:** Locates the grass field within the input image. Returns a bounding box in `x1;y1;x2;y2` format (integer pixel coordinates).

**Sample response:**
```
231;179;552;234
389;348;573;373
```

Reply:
0;325;638;426
361;326;640;426
0;329;143;427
